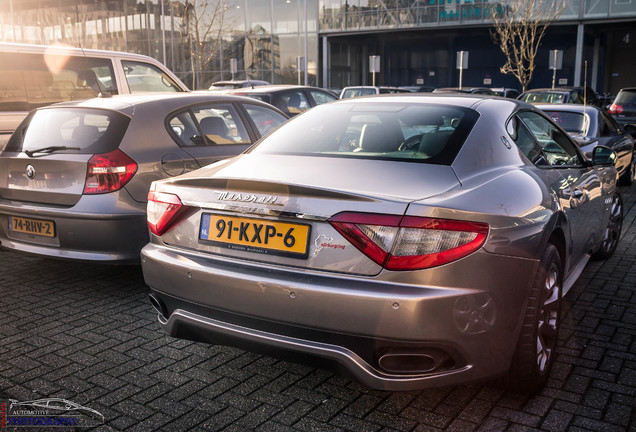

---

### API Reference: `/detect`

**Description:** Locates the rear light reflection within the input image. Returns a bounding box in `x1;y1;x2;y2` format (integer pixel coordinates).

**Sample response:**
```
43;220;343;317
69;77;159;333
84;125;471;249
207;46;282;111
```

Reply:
84;149;137;194
329;212;489;270
147;191;185;236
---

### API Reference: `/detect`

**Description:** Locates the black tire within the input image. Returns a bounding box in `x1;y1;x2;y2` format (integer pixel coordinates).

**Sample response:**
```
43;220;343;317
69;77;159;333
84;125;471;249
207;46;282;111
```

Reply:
592;192;623;260
504;244;562;394
620;155;635;186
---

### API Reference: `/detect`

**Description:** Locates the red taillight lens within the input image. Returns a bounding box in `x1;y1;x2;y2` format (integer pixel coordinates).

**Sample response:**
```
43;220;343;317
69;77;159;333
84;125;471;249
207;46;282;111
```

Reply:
83;149;137;194
147;191;185;236
329;212;489;270
608;104;623;114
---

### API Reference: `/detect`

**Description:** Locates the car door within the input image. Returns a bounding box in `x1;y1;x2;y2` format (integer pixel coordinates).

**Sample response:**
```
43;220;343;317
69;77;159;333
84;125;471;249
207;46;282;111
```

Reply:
515;111;605;272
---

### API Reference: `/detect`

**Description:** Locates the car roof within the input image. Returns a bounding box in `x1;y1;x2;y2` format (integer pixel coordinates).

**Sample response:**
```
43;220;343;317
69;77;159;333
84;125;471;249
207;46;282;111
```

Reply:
333;92;525;109
39;92;280;114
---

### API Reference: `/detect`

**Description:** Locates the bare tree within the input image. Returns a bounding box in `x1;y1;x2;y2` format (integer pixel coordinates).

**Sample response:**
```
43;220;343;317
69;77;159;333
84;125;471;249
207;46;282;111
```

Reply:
178;0;227;89
490;0;566;92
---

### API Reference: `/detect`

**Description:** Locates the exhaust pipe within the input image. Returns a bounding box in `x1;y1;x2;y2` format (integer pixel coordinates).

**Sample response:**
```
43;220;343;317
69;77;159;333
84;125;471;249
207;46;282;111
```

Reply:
148;293;168;321
378;349;450;374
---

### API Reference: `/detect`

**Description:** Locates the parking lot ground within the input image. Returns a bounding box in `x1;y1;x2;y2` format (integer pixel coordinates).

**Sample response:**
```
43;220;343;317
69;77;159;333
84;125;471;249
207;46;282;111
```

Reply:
0;185;634;432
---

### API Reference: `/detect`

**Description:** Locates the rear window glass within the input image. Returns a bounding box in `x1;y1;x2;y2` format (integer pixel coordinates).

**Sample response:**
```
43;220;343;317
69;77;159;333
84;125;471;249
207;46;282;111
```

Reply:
250;102;478;165
543;110;587;135
341;88;377;98
614;89;636;104
520;92;565;104
6;108;130;154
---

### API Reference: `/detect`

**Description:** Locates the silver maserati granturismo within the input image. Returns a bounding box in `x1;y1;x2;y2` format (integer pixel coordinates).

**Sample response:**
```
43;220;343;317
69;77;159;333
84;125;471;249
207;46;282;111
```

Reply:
141;94;623;393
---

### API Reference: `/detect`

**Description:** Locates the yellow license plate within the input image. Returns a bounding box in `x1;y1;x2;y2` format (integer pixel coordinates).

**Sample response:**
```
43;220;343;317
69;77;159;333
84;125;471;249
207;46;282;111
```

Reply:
9;216;55;237
200;213;310;258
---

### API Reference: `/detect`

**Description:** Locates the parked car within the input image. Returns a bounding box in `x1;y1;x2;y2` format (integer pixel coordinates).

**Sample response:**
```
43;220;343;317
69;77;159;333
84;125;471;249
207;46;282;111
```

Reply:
491;87;521;99
340;86;411;99
537;104;636;185
141;94;622;393
227;85;338;117
433;87;497;96
208;79;270;90
0;42;189;147
399;85;436;93
518;87;600;107
0;93;288;263
608;87;636;131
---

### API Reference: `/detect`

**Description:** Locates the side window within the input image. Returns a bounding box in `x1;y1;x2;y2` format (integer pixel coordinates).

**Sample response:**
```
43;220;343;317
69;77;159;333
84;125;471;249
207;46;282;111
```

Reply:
243;104;287;136
192;104;251;145
600;111;619;135
570;92;584;104
278;91;310;114
0;53;118;111
517;111;583;167
122;60;182;93
510;116;546;166
309;89;337;105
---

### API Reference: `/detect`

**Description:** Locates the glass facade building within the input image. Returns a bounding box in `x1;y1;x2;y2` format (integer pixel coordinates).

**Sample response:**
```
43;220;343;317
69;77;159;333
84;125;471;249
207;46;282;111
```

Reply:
1;0;635;93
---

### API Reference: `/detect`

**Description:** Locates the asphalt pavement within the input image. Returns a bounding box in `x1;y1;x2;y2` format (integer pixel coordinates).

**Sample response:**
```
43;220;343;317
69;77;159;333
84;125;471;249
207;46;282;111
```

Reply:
0;184;634;432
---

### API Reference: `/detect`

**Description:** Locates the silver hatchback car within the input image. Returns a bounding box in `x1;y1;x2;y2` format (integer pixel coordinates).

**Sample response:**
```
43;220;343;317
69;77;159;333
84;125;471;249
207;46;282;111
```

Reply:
141;94;622;393
0;93;287;263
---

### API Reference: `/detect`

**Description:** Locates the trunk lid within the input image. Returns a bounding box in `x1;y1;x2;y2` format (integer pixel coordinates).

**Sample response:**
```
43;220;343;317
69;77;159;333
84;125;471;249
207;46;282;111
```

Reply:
0;106;131;206
156;154;461;275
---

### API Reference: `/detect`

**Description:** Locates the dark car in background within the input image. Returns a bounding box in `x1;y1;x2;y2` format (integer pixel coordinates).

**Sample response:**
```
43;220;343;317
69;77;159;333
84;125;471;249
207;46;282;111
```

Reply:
142;94;622;394
491;88;521;99
608;87;636;131
0;93;288;263
208;80;270;90
227;85;338;117
399;85;436;93
433;87;497;95
537;103;635;185
519;87;600;107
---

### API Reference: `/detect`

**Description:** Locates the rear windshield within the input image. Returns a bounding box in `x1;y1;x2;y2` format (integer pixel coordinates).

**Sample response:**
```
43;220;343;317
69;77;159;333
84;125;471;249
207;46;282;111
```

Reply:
249;102;478;165
614;89;636;104
341;88;377;98
6;107;130;154
520;92;565;104
543;110;587;135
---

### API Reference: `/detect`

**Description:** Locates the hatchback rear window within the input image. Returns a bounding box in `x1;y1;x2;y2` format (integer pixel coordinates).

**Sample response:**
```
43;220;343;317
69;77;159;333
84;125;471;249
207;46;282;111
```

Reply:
614;89;636;104
6;108;130;154
250;102;478;165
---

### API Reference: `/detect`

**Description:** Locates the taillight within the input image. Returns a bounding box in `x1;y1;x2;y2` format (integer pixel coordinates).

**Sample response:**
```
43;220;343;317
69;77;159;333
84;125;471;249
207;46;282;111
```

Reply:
147;191;185;236
608;104;623;114
84;149;137;194
329;212;489;270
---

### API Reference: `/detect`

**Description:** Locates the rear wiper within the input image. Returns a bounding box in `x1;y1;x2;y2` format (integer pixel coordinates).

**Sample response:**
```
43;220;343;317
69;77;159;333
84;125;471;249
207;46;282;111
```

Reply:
25;146;80;157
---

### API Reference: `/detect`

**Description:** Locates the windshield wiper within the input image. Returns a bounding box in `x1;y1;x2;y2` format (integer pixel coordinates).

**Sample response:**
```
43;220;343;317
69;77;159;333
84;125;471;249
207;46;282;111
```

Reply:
25;146;80;157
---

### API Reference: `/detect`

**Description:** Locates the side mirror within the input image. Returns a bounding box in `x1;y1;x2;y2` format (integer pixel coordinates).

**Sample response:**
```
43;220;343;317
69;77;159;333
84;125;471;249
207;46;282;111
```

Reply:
592;145;617;166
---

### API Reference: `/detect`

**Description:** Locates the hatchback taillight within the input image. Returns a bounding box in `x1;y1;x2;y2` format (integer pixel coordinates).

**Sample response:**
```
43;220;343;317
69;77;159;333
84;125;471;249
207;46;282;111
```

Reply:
83;149;137;194
329;212;489;270
608;104;623;114
147;191;186;236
